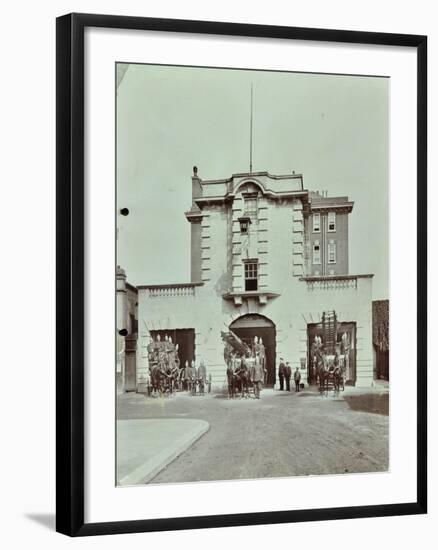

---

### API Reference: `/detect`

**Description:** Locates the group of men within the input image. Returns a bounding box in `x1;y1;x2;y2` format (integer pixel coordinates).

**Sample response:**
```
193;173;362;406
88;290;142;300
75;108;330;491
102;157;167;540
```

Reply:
278;358;302;392
147;333;180;372
226;350;266;398
179;360;208;395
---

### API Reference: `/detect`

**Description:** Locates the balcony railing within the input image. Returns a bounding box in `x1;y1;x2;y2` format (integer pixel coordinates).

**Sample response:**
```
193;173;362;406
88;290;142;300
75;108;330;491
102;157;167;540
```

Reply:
300;274;373;292
138;282;203;298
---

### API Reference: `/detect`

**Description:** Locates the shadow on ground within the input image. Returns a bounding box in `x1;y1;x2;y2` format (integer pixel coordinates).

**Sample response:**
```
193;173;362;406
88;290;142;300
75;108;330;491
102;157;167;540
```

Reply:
344;393;389;415
25;513;55;531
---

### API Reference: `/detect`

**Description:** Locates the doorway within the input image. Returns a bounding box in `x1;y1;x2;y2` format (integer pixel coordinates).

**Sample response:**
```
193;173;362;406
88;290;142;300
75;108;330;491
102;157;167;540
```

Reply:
229;314;276;386
307;321;357;385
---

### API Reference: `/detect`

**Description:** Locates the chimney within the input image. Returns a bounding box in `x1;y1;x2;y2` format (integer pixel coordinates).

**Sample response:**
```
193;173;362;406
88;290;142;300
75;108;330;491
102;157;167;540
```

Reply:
188;166;203;283
191;165;202;207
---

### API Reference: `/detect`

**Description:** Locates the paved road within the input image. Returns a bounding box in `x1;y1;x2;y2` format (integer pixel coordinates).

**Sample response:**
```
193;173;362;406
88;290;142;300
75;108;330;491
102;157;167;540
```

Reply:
117;387;389;484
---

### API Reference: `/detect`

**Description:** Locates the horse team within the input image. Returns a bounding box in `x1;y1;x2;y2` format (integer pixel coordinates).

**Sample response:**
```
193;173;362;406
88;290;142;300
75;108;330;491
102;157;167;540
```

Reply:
147;334;209;396
310;336;345;396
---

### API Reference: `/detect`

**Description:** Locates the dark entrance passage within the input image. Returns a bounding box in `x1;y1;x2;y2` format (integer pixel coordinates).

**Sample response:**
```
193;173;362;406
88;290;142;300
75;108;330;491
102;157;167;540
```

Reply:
307;321;357;385
229;314;276;386
150;329;195;367
375;347;389;381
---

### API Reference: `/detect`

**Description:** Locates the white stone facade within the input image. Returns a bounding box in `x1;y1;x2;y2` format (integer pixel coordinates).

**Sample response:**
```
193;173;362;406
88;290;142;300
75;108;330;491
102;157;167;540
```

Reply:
136;170;374;390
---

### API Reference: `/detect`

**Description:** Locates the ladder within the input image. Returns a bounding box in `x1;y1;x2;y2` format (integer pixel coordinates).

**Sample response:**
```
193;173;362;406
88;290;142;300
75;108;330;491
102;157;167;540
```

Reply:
322;311;337;354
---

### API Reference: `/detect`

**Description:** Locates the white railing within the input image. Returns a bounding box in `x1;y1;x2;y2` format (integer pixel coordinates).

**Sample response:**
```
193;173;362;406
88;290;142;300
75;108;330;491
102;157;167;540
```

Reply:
301;275;368;292
141;283;202;298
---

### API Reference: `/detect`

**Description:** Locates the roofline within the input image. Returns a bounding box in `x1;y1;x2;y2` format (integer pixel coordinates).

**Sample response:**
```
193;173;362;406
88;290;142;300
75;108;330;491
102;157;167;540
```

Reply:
310;201;354;212
194;189;309;206
199;171;303;185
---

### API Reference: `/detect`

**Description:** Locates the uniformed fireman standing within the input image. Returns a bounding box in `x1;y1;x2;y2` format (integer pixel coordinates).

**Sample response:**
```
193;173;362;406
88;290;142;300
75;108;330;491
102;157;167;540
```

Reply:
251;355;265;399
252;335;259;357
147;336;156;369
285;362;292;391
294;366;302;392
258;337;266;384
197;360;207;395
189;360;197;395
180;359;189;390
278;358;286;390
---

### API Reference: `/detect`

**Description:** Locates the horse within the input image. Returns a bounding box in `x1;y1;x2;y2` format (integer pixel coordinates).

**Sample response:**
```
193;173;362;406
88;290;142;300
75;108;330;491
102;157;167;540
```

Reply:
149;363;164;395
235;362;251;398
332;365;343;395
317;356;330;397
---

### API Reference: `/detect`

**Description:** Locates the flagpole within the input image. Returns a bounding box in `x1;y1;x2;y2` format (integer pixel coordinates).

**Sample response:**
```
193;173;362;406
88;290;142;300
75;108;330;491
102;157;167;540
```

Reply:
249;83;253;173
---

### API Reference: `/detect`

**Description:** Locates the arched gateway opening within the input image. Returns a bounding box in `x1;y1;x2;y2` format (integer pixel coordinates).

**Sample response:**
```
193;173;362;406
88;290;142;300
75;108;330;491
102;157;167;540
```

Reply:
229;314;276;387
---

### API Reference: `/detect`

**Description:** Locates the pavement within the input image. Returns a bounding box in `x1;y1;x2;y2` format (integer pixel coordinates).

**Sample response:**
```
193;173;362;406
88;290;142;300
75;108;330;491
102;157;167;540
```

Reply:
117;418;209;485
117;385;389;485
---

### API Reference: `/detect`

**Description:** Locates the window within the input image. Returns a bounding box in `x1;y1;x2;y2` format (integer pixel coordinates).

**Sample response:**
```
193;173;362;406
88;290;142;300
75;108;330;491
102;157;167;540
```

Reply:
328;241;336;264
313;212;321;232
244;261;258;291
238;217;251;234
244;196;258;222
328;211;336;231
312;241;321;264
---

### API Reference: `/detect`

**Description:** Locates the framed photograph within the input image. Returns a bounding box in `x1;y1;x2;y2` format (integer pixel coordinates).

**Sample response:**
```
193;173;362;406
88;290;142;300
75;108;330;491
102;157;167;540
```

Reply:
56;13;427;536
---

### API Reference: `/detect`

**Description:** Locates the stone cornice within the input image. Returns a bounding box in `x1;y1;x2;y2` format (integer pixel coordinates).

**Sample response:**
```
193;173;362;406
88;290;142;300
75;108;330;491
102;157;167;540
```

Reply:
222;290;280;306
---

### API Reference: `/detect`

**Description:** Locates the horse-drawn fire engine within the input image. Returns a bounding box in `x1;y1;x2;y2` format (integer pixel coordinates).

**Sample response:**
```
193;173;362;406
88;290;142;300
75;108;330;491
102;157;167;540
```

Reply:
221;330;265;399
145;334;211;397
310;311;346;396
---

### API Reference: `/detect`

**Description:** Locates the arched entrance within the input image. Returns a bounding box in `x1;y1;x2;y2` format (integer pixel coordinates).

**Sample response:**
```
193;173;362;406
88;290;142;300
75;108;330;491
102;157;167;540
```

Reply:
229;314;276;386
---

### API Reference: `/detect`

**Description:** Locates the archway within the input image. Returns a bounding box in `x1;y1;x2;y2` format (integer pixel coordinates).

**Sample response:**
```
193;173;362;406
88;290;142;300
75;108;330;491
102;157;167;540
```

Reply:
229;314;276;386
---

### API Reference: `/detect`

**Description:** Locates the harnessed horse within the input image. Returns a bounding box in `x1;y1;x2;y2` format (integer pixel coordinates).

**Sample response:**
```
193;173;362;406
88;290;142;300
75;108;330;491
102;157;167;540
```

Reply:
226;364;236;398
317;354;331;397
235;362;251;398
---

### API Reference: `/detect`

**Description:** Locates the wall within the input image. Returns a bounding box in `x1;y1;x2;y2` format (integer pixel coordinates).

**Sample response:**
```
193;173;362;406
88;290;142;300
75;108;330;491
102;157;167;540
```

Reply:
308;211;349;276
3;2;435;550
138;274;374;388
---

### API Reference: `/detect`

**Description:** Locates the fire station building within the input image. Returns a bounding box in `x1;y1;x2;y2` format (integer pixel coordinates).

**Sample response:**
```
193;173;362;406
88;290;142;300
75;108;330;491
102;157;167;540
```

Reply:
119;167;374;391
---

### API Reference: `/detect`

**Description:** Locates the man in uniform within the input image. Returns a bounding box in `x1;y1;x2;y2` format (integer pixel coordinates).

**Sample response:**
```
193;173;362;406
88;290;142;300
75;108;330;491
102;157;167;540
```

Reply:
189;360;197;396
181;360;189;390
251;354;265;399
147;335;156;370
197;360;207;396
285;362;292;391
252;335;259;358
156;334;165;369
258;337;267;384
294;366;301;392
278;357;286;390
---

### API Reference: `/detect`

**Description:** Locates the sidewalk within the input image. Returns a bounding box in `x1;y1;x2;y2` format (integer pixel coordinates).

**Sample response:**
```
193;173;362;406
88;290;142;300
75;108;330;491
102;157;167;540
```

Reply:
117;418;209;486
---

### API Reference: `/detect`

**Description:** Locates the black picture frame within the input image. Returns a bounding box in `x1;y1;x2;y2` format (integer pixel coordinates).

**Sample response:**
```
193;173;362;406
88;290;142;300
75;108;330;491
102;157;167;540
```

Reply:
56;12;427;537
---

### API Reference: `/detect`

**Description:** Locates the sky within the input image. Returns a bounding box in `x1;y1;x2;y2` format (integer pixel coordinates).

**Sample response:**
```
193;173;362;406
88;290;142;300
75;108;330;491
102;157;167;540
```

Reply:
117;63;389;300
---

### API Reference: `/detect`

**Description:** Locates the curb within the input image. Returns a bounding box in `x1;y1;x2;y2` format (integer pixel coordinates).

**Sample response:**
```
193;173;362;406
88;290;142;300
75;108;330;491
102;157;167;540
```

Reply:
118;420;210;486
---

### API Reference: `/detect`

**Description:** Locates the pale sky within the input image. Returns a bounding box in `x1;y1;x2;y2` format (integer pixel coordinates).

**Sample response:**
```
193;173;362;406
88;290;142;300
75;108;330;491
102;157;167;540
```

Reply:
117;63;389;300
